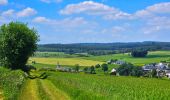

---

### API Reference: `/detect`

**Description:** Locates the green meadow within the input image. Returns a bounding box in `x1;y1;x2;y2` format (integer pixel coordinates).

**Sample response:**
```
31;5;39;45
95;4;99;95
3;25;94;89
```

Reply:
83;51;170;66
1;50;170;100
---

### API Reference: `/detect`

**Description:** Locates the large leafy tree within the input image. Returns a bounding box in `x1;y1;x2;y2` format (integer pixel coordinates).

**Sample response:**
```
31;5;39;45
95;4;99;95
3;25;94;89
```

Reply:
0;22;39;70
131;49;148;57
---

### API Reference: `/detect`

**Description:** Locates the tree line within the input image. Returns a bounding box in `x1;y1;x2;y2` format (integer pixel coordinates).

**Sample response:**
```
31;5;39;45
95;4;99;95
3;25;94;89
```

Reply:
38;42;170;56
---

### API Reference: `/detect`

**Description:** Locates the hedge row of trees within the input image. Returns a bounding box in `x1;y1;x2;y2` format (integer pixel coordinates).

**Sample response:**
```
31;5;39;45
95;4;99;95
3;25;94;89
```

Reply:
83;64;108;74
117;63;143;77
131;50;148;57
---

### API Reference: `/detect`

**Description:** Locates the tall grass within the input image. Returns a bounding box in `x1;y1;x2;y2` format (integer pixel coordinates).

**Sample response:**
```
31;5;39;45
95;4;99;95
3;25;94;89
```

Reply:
0;67;25;100
47;72;170;100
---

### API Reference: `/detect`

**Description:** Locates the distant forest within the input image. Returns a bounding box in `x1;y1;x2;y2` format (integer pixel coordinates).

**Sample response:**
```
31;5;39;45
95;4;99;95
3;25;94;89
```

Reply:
38;41;170;56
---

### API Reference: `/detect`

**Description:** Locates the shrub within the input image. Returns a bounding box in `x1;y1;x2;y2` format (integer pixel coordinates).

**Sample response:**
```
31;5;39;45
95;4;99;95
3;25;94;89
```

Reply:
0;68;25;99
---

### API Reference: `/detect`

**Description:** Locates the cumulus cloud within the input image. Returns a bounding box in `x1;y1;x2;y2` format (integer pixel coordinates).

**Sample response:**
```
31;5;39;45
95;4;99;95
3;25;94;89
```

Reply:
60;1;130;20
0;0;8;5
134;2;170;19
17;7;37;17
33;16;90;28
1;9;15;17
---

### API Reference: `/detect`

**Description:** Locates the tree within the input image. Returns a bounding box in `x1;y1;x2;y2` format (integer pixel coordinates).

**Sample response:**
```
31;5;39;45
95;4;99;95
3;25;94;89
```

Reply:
95;64;100;68
0;22;39;70
101;64;108;73
117;63;143;77
74;64;80;72
90;66;96;74
131;50;148;57
83;67;89;73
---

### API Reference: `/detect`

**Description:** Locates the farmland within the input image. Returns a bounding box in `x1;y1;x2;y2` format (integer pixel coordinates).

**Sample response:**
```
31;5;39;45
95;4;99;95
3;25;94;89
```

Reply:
1;50;170;100
30;58;103;67
83;51;170;66
31;51;170;67
47;72;170;100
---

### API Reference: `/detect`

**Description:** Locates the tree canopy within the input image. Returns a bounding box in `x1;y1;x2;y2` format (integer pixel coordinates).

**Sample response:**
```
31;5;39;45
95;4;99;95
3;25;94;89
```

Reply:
117;63;143;77
131;50;148;57
0;22;39;70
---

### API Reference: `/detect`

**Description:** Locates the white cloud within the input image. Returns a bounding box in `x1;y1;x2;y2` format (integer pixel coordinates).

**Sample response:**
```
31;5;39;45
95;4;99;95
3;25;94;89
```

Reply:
146;2;170;14
17;7;37;17
0;0;8;5
134;2;170;19
1;9;15;17
33;16;50;23
60;1;130;20
40;0;62;3
33;16;90;28
142;16;170;34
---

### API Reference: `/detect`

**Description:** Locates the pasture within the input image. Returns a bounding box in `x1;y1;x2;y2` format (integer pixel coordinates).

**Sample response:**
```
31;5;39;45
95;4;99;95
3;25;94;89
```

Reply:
83;51;170;65
30;58;103;67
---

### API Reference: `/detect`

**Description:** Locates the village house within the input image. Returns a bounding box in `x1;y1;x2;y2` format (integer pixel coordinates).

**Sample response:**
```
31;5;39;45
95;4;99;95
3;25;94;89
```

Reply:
143;63;170;77
110;68;116;75
107;59;126;65
142;63;168;71
114;60;126;65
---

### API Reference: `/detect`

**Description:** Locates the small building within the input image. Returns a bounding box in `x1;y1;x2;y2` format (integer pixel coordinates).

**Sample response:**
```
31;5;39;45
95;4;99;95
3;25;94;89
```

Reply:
114;60;126;65
110;68;116;75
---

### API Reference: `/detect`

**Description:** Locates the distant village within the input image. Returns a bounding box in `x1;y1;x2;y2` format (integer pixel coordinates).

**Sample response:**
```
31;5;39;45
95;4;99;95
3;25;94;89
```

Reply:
54;59;170;79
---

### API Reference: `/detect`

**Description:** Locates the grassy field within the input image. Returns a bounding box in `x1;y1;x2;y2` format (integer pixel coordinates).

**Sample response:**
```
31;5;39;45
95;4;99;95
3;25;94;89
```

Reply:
34;52;78;58
46;71;170;100
30;58;103;67
1;50;170;100
82;51;170;66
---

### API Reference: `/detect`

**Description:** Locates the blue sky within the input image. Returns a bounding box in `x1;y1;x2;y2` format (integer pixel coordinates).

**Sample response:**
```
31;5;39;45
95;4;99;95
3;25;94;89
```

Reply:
0;0;170;43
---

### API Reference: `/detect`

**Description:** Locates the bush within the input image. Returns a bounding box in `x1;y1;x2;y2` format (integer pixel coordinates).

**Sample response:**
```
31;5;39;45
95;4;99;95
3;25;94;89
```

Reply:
0;68;25;99
95;64;100;68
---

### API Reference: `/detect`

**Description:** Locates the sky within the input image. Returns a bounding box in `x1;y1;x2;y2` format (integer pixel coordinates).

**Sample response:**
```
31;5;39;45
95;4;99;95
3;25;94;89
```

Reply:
0;0;170;44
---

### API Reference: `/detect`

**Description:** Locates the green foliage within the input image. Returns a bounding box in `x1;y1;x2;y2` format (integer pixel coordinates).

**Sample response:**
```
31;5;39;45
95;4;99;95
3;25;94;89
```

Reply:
131;50;148;57
95;64;100;68
150;69;157;78
90;66;96;74
74;64;80;72
117;63;143;77
0;22;39;70
0;68;25;99
101;63;108;73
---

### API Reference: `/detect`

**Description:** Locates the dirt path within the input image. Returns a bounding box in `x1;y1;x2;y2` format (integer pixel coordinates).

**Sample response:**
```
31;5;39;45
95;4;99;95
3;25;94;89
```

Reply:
19;79;70;100
19;79;40;100
40;79;70;100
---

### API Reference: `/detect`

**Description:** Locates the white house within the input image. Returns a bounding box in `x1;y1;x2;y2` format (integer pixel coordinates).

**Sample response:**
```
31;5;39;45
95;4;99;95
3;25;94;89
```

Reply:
110;68;116;75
